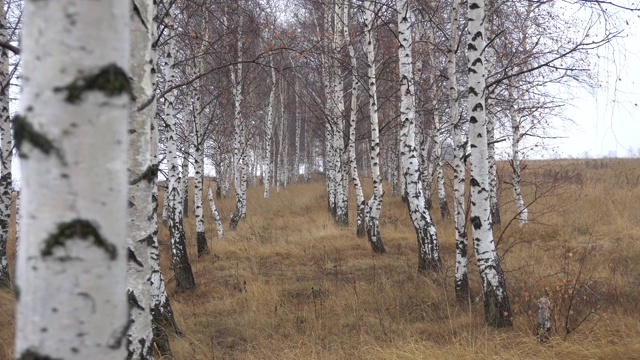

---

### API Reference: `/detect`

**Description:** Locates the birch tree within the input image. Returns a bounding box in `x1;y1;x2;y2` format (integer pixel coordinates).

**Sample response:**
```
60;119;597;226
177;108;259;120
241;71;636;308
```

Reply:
466;0;512;327
193;18;209;256
148;5;180;353
230;9;248;230
508;81;528;225
345;7;366;238
164;13;196;291
207;186;224;238
151;104;179;358
263;59;276;199
448;0;469;300
398;0;441;272
364;0;386;253
15;0;130;357
126;0;156;356
0;0;11;288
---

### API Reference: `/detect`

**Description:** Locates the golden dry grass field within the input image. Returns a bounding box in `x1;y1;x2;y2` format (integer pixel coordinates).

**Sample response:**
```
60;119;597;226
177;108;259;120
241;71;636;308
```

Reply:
1;158;640;359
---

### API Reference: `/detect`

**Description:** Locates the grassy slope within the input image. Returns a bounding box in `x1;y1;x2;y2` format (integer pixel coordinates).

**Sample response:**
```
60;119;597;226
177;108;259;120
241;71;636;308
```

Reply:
2;158;640;359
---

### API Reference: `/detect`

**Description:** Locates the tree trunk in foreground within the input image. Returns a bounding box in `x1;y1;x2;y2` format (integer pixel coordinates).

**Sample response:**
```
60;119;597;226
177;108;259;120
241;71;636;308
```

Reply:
467;0;512;327
126;0;156;357
398;0;441;273
364;0;386;253
164;14;195;291
448;0;469;301
151;115;178;357
15;0;130;357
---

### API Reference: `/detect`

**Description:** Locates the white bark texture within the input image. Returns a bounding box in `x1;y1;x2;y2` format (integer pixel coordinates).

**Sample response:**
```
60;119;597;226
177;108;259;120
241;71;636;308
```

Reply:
126;0;156;357
149;5;178;355
397;0;441;272
485;43;500;225
345;13;366;238
277;82;285;193
509;84;528;225
208;186;224;238
263;61;276;199
230;14;247;229
364;0;386;253
0;1;11;288
449;0;469;300
332;0;348;227
467;0;512;327
193;23;209;257
151;113;178;357
180;118;191;218
15;0;130;358
164;15;196;290
294;78;301;183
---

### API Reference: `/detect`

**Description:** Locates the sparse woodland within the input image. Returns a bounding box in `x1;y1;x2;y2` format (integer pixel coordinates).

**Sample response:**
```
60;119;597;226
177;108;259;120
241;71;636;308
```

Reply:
0;0;639;359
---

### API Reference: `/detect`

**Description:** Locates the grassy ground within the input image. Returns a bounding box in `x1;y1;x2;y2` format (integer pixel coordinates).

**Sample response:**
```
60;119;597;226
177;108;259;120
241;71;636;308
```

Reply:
2;158;640;359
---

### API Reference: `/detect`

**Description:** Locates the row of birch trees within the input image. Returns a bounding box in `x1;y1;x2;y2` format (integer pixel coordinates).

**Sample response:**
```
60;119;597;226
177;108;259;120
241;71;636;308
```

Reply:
0;0;632;358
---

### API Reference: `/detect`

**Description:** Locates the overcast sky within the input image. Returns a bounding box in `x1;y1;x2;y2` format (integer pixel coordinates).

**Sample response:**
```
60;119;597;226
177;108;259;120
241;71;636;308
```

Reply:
550;7;640;158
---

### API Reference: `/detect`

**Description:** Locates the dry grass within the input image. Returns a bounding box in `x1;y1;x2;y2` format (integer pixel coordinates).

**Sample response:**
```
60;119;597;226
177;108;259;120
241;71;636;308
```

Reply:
2;158;640;359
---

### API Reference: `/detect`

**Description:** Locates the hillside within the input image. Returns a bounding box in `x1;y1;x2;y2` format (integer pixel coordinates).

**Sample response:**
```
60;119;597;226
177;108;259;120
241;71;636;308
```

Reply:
2;158;640;359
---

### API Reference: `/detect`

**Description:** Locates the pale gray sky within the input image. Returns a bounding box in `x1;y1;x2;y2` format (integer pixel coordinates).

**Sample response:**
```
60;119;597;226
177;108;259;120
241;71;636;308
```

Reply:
550;5;640;158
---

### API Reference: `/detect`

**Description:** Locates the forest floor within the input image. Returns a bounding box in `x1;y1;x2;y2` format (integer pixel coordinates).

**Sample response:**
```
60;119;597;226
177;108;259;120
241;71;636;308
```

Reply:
2;158;640;359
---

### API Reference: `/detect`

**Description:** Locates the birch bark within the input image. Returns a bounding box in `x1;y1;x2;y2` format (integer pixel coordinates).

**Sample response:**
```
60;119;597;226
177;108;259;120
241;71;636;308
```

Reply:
509;83;528;225
345;12;366;238
207;186;224;238
15;0;130;357
126;0;156;357
398;0;441;272
263;60;276;198
0;1;11;288
364;0;386;253
448;0;469;300
150;6;179;354
230;13;247;230
193;21;209;257
467;0;512;327
164;15;196;291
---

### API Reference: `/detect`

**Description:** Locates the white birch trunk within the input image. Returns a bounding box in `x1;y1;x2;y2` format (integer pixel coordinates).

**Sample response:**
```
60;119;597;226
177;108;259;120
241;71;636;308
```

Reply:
277;82;285;193
263;60;276;199
487;112;500;224
0;1;11;288
433;115;449;218
14;190;19;255
193;22;209;257
485;44;500;225
332;0;348;227
467;0;512;327
420;134;435;210
161;182;169;224
180;118;192;218
448;0;469;300
345;13;366;238
364;0;385;253
207;186;224;239
164;15;195;290
150;10;178;356
294;78;301;183
16;0;130;357
509;84;528;225
230;14;247;229
150;118;178;357
398;0;441;272
126;0;156;357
